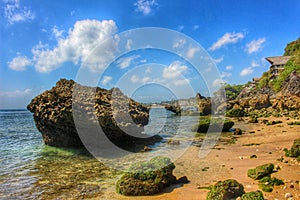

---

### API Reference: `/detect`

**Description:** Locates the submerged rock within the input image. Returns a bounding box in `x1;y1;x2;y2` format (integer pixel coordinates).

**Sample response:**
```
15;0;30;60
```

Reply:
247;163;274;180
27;79;162;148
116;156;179;196
206;179;245;200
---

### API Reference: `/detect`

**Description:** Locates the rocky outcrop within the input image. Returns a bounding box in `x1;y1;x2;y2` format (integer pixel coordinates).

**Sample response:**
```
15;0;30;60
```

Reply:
164;104;181;115
27;79;162;148
196;93;212;115
116;156;180;196
280;70;300;97
206;179;245;200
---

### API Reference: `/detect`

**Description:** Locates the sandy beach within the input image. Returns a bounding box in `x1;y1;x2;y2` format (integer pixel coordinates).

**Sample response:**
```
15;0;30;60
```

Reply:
102;117;300;200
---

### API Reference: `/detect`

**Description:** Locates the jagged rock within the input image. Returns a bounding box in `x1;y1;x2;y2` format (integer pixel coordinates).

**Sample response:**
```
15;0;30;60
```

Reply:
116;156;178;196
164;104;181;114
196;94;212;115
272;95;300;111
247;163;274;180
206;179;245;200
27;79;162;148
280;71;300;97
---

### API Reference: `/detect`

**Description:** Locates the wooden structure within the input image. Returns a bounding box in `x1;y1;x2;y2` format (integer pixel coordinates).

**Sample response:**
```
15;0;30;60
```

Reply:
266;56;291;77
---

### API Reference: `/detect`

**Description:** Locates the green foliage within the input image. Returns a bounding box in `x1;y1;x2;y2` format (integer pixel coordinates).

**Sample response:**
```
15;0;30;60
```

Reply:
284;37;300;56
206;179;245;200
191;118;234;133
224;84;244;100
247;163;274;180
258;176;284;192
263;120;282;125
287;121;300;125
226;108;246;117
284;138;300;157
116;156;177;196
257;71;270;89
270;60;300;92
241;190;264;200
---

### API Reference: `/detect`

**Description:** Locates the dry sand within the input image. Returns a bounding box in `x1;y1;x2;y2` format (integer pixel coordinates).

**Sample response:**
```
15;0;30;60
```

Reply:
103;117;300;200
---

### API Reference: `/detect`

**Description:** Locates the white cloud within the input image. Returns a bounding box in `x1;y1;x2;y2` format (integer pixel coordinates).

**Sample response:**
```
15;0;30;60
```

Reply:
174;79;190;86
134;0;158;15
4;0;35;24
225;65;233;70
246;38;266;54
117;55;140;69
8;56;31;71
213;78;225;87
0;88;32;98
186;47;199;59
251;60;259;67
240;67;254;76
173;38;186;49
213;55;224;64
141;76;151;83
101;76;112;86
52;26;64;40
220;72;232;79
126;39;132;50
178;25;184;31
193;25;199;30
162;61;188;79
131;75;139;83
209;32;244;51
145;67;152;74
29;19;118;72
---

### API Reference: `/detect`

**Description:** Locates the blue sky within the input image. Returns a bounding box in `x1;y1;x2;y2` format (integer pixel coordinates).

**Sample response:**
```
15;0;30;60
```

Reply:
0;0;299;108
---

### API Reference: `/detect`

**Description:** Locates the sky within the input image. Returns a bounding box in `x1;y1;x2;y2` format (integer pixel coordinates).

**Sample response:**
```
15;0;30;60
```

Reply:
0;0;299;108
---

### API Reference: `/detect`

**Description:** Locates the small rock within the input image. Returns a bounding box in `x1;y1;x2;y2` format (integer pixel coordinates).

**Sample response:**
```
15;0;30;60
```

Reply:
239;156;243;160
285;193;292;198
167;139;180;145
234;128;242;135
142;146;152;152
249;130;255;134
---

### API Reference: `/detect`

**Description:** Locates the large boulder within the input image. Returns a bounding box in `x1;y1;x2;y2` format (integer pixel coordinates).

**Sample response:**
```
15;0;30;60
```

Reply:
116;156;178;196
247;163;274;180
241;190;264;200
27;79;162;148
196;93;212;115
284;138;300;157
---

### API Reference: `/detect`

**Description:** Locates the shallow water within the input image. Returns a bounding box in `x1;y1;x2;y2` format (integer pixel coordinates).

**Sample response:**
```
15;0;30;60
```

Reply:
0;108;200;199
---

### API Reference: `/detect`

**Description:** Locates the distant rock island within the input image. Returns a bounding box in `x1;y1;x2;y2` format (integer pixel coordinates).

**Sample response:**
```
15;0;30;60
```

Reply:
27;79;161;149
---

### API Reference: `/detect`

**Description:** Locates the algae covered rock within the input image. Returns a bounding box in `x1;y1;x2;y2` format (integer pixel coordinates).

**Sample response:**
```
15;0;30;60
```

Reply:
258;176;284;192
241;190;264;200
116;156;177;196
192;118;234;133
247;163;274;180
206;179;245;200
284;138;300;157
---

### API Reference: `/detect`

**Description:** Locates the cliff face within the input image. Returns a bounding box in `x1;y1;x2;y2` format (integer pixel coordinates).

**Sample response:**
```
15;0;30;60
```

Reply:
27;79;161;148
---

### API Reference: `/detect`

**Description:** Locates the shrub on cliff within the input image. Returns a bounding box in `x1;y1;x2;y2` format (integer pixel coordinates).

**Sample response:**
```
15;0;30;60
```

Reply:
116;156;177;196
192;118;234;133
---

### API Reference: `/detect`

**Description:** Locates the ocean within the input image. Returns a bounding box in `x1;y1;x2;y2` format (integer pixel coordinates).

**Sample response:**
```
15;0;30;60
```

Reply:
0;108;199;199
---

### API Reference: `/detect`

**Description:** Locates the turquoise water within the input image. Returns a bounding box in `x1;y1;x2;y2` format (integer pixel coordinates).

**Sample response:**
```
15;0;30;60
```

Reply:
0;108;199;199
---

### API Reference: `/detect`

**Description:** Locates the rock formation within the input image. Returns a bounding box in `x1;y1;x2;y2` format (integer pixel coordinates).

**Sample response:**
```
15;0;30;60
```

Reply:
27;79;162;149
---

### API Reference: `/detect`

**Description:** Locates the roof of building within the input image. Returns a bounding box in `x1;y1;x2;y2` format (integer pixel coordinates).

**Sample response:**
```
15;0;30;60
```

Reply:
266;56;291;65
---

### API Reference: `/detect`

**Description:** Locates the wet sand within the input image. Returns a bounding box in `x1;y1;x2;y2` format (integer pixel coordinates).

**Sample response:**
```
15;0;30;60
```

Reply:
102;117;300;200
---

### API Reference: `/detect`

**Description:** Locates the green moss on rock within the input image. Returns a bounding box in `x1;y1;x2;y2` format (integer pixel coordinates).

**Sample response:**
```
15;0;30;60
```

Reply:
284;138;300;157
192;118;234;133
206;179;245;200
247;163;274;180
258;176;284;192
241;190;264;200
116;156;177;196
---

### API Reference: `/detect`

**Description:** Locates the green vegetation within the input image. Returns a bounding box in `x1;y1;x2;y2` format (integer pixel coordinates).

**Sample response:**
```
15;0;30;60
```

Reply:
206;179;245;200
241;190;264;200
224;84;244;100
263;120;282;125
226;108;246;117
242;143;261;146
257;71;270;89
287;121;300;125
247;163;274;180
192;118;234;133
284;138;300;158
258;177;284;192
116;156;177;196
